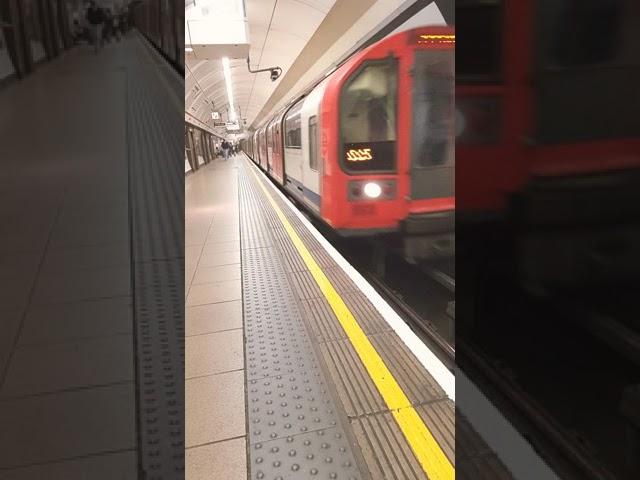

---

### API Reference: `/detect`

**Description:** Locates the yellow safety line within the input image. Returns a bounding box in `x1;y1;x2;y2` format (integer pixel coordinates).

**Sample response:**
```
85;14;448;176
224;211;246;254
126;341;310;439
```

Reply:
246;161;454;480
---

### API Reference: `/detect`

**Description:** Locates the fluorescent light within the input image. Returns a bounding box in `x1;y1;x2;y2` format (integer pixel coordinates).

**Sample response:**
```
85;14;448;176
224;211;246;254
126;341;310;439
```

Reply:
222;57;237;121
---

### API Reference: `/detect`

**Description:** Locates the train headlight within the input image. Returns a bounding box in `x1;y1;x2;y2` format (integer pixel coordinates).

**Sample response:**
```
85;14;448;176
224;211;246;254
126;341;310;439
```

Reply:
349;180;395;201
363;182;382;199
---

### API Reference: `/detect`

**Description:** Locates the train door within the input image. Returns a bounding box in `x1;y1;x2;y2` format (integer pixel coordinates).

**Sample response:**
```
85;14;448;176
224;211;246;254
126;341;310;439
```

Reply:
194;129;205;166
204;133;212;163
300;85;325;212
410;47;454;201
259;128;267;169
253;132;259;163
185;125;197;172
283;99;304;197
266;120;274;173
269;110;286;185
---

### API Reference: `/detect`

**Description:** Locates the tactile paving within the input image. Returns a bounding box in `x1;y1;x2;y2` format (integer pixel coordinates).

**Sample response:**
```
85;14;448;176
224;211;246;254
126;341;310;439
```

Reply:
300;293;392;344
243;247;315;382
240;163;365;480
247;372;337;443
319;333;446;418
350;411;427;480
250;428;360;480
415;400;455;464
241;159;462;480
127;38;184;480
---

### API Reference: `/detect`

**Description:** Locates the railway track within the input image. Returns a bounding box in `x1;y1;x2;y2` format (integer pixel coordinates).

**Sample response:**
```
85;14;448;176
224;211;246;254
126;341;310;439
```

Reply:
459;275;640;480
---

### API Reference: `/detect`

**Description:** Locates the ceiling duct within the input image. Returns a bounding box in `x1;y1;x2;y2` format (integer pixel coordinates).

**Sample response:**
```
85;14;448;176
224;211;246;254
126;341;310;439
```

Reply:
185;0;250;60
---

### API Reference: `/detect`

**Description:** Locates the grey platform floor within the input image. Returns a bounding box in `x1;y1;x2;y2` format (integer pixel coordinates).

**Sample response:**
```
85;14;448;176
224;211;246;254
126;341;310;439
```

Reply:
185;154;446;480
0;34;184;479
185;154;247;479
185;153;517;480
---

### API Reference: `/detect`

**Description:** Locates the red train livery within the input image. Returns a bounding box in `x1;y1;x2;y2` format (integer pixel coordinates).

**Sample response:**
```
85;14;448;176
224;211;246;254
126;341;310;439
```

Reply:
457;0;640;288
245;26;455;261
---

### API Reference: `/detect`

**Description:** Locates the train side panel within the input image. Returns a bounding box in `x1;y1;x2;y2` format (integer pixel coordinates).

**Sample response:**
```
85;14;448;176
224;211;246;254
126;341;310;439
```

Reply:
283;99;305;201
298;81;328;214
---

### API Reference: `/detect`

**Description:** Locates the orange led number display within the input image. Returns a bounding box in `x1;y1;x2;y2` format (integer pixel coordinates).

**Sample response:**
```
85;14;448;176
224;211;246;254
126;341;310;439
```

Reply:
346;148;373;162
416;33;455;45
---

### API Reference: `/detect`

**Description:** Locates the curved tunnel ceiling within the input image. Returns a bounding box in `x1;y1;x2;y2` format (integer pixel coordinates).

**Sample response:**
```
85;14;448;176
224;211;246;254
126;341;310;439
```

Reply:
185;0;449;136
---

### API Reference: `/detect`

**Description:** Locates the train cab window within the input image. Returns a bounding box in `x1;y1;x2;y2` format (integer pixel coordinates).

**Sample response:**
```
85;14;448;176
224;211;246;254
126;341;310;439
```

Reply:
339;59;397;173
309;116;318;171
412;50;454;167
285;102;303;148
456;0;503;83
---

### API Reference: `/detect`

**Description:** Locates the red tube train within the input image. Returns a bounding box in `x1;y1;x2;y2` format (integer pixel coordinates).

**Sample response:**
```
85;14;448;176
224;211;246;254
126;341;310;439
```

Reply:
457;0;640;288
244;26;455;261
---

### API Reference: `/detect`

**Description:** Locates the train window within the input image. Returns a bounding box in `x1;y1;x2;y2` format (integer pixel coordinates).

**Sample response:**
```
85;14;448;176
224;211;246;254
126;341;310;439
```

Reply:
456;0;503;83
412;50;454;167
309;116;318;171
339;59;397;173
285;102;303;148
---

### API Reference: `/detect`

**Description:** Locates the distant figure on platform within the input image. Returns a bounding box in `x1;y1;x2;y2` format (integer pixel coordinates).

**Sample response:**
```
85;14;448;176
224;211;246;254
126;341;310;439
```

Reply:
103;8;114;43
112;10;120;41
119;8;129;35
86;1;104;53
72;19;83;44
221;140;230;160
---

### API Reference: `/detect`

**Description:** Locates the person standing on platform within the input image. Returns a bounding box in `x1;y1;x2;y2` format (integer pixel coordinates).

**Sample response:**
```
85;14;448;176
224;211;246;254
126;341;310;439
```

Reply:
86;1;104;54
112;9;120;41
221;140;229;161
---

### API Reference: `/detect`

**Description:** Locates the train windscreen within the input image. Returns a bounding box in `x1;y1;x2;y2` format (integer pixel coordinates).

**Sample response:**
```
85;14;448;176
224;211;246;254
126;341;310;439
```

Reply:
339;59;398;173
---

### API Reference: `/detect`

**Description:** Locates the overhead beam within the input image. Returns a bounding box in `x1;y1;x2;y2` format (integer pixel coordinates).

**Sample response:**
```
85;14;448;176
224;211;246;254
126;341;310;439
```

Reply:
249;0;377;129
249;0;453;129
434;0;454;24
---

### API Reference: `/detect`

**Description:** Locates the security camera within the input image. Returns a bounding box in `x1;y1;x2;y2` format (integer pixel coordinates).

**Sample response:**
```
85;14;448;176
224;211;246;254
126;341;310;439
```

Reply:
247;57;283;82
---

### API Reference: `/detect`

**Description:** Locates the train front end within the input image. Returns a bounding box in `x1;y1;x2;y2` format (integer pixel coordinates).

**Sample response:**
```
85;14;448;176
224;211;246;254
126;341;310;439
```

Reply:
321;26;455;260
